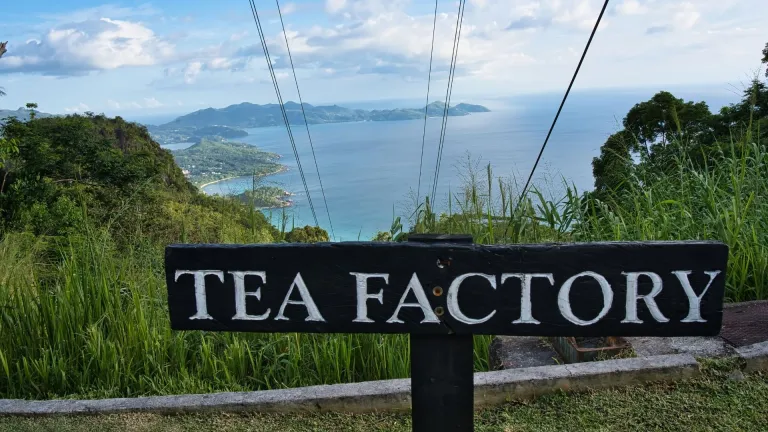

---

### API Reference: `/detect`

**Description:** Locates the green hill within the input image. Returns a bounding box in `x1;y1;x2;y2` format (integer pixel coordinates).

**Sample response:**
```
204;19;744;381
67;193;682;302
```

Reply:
147;124;248;145
0;113;278;243
157;100;491;129
0;107;55;123
171;138;284;187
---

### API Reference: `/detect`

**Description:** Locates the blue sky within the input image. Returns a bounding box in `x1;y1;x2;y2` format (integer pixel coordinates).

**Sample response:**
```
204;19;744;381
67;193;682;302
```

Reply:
1;0;766;117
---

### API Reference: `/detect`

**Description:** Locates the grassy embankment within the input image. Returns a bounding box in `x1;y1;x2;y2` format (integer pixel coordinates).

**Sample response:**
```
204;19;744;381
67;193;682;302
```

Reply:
0;64;766;402
0;127;764;400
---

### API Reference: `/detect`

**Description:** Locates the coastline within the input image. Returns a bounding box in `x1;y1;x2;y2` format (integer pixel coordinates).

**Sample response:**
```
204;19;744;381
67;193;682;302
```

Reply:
196;165;288;192
197;176;237;190
254;200;292;211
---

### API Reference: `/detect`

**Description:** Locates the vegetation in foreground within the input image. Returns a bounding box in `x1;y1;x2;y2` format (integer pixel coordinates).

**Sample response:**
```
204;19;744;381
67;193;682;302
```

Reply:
0;43;764;400
1;363;765;431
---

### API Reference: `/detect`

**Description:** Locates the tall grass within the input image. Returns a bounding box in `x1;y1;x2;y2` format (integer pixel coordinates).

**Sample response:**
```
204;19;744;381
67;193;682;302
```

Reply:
0;126;764;399
0;229;489;399
408;136;767;302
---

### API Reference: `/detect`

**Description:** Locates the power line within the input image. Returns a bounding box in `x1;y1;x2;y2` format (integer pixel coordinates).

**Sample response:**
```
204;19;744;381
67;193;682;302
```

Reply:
431;0;466;201
504;0;609;238
416;0;439;207
432;0;465;201
248;0;319;228
274;0;336;241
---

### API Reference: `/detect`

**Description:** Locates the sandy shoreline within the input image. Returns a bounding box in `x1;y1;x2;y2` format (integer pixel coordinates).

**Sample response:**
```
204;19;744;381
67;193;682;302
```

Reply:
197;165;288;191
197;176;237;190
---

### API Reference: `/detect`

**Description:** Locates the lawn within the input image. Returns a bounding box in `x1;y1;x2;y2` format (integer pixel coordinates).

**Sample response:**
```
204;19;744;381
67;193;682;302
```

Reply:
2;363;766;432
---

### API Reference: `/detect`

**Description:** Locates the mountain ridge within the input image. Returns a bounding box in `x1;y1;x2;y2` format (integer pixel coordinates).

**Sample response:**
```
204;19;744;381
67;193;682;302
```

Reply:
0;107;55;123
156;101;491;129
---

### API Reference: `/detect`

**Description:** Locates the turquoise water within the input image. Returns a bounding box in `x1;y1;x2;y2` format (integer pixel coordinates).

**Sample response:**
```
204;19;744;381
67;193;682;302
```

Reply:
175;88;738;241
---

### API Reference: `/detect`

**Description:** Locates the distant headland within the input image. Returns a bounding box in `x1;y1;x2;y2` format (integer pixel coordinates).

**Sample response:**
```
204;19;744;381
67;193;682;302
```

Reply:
147;101;490;145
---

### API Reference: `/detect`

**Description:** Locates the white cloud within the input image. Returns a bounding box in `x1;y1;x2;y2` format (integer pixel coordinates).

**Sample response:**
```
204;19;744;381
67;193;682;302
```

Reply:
617;0;647;15
326;0;348;14
282;2;298;15
144;97;163;108
105;98;164;110
237;1;538;81
40;4;160;24
207;57;238;70
0;18;174;76
503;0;604;31
203;0;764;89
172;56;249;85
230;31;249;42
64;102;89;112
183;61;203;83
673;2;700;30
644;1;702;34
5;0;767;102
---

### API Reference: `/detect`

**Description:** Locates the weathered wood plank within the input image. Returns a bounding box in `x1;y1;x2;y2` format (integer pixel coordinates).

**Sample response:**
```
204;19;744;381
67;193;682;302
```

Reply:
165;240;728;336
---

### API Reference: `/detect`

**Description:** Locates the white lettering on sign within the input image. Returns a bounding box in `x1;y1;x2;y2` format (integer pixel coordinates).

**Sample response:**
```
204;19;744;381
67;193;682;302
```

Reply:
275;272;325;322
173;267;722;326
175;270;222;320
558;271;613;326
501;273;554;325
387;273;439;324
350;272;388;323
230;271;270;321
673;270;721;323
447;273;497;325
622;271;668;324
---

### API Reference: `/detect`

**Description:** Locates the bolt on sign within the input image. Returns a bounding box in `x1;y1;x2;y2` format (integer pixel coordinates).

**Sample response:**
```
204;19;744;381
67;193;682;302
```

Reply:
165;236;728;431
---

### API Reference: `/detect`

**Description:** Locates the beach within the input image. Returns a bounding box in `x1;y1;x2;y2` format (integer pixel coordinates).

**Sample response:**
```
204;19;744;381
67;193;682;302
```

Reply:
196;165;289;191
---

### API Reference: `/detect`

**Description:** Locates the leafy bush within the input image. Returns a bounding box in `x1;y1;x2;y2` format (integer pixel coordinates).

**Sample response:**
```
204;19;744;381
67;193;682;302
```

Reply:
0;113;276;244
285;225;330;243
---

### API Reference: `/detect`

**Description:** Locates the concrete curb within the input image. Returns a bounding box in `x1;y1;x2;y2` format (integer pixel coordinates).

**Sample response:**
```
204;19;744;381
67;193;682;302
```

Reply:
0;354;697;417
475;353;698;406
736;341;768;373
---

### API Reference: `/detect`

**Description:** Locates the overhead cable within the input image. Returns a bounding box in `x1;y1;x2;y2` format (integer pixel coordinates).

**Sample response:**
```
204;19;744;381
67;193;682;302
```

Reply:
248;0;319;227
275;0;336;240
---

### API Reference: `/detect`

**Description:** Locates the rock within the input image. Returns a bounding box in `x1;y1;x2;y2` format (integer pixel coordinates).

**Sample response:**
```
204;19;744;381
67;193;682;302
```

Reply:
488;336;562;370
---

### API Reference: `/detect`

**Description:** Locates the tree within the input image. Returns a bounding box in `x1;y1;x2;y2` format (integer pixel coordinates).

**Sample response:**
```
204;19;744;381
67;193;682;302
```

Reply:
25;103;38;120
0;136;18;193
622;91;713;153
0;41;6;96
591;130;635;196
762;42;767;77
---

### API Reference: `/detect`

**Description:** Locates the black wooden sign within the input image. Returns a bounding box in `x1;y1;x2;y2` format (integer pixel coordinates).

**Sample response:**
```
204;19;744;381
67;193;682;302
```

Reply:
165;240;728;337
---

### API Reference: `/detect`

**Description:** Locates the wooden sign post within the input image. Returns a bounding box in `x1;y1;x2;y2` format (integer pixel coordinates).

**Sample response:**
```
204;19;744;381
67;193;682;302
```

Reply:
165;235;728;431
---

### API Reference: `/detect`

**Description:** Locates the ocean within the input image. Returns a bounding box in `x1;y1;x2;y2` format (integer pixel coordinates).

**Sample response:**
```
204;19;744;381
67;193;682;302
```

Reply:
163;87;741;241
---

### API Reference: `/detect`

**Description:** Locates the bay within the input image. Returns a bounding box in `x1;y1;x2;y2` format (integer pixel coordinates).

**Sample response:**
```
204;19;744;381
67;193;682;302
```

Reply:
189;88;739;241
